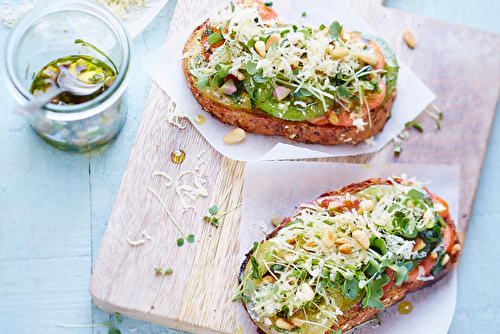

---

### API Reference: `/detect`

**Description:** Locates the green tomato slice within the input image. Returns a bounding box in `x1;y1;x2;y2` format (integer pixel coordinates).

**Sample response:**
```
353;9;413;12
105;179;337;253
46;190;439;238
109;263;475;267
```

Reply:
255;82;331;121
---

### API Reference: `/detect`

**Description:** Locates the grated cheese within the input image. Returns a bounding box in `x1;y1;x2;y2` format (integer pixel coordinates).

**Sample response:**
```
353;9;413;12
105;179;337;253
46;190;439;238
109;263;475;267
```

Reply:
127;232;146;246
416;265;434;281
91;0;153;20
165;99;187;129
364;136;376;147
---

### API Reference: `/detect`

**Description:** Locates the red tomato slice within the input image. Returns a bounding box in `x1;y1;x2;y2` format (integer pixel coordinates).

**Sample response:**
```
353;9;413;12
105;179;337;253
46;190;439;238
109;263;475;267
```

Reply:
407;256;435;283
442;223;455;253
350;32;385;70
383;268;396;294
308;115;329;126
363;78;386;112
430;193;450;221
236;0;278;21
309;195;361;212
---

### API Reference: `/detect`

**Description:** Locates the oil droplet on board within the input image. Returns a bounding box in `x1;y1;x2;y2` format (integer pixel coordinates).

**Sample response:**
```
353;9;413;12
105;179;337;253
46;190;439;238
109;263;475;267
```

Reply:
171;149;186;164
398;301;413;315
194;115;206;125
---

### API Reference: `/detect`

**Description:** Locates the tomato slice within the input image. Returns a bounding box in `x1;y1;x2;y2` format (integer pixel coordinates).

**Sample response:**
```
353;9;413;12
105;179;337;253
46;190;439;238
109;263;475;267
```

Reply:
309;195;361;212
350;32;385;70
382;268;396;294
308;114;329;126
236;0;278;21
430;193;450;220
407;256;435;283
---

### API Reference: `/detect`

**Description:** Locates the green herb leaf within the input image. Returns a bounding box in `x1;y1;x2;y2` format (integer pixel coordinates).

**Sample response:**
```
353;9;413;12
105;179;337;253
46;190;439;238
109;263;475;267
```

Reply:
407;189;425;201
230;1;235;12
412;121;424;132
207;32;224;46
253;241;259;251
165;268;173;275
187;234;195;243
208;205;219;215
215;62;232;79
177;238;185;247
328;21;343;41
108;328;121;334
302;12;306;17
250;256;261;279
264;1;273;7
246;59;259;75
338;85;349;98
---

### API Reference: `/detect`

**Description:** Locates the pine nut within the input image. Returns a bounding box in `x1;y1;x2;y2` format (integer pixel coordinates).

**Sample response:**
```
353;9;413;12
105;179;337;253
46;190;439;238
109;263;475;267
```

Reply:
451;244;461;255
363;200;375;212
255;40;266;57
335;237;350;245
275;318;294;331
319;26;329;37
322;228;336;249
302;241;315;250
290;317;305;328
403;28;416;49
413;238;426;252
223;128;246;144
262;275;276;284
352;230;370;249
284;253;297;263
406;200;415;209
339;243;352;254
430;252;438;259
265;33;280;51
327;113;339;124
243;0;254;7
330;46;349;59
356;52;378;66
300;283;315;301
236;71;245;81
441;254;450;266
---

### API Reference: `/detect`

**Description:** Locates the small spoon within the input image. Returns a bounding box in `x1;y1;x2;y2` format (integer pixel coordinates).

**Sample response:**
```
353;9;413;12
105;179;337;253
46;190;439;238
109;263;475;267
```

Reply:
14;68;103;116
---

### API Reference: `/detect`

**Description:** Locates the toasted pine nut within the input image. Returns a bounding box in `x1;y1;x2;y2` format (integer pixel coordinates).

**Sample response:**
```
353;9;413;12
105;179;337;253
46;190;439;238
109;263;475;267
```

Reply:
341;28;351;42
335;237;350;245
223;128;246;144
243;0;254;7
413;238;426;252
363;200;375;212
284;253;297;263
339;243;352;254
430;252;438;259
254;40;266;57
330;46;349;59
275;318;294;331
352;230;370;249
406;200;415;209
451;243;461;255
356;52;378;66
441;254;450;266
302;241;315;249
235;71;245;81
290;317;305;328
327;113;339;125
403;28;416;49
300;282;315;301
265;33;280;51
262;275;276;284
322;228;336;249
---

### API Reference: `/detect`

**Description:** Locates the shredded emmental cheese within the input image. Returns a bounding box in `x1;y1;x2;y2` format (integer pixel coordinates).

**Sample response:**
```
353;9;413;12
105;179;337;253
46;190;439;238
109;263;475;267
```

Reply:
91;0;152;20
0;0;36;27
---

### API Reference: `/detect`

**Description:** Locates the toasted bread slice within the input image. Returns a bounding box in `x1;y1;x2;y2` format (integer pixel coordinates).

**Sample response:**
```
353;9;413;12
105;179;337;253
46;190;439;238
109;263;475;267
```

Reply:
239;178;460;333
182;22;397;146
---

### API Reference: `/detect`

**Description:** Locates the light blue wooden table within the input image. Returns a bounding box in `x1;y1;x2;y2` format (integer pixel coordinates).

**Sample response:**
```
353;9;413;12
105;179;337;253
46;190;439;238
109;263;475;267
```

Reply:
1;0;499;333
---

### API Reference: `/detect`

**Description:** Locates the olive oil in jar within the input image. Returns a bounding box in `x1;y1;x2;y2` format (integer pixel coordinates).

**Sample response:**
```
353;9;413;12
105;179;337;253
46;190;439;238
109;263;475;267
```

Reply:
30;55;116;105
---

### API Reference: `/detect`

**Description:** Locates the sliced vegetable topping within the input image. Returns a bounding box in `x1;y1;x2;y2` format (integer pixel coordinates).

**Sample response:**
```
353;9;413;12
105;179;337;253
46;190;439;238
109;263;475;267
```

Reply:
187;0;399;126
234;179;454;333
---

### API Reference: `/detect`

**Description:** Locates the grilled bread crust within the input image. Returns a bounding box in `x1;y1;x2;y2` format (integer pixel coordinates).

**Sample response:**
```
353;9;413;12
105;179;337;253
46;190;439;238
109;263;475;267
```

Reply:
182;23;397;145
240;178;460;333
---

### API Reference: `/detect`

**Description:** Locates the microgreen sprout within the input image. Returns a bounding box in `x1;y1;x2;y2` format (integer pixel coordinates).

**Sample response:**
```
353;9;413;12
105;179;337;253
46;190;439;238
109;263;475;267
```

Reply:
302;12;306;17
425;103;443;129
148;187;195;247
56;313;122;333
393;138;402;156
204;186;242;227
152;268;173;308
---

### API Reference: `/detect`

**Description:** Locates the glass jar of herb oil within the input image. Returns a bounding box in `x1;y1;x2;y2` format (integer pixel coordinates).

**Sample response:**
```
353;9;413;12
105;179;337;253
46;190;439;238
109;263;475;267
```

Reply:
6;0;131;153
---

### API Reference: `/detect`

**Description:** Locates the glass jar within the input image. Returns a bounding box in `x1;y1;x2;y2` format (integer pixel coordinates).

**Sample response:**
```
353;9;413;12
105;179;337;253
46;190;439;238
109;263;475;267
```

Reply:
5;0;131;153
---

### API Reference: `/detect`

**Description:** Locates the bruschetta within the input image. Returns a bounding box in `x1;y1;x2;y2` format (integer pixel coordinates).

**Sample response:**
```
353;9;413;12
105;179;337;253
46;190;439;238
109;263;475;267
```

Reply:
182;0;399;145
236;177;460;333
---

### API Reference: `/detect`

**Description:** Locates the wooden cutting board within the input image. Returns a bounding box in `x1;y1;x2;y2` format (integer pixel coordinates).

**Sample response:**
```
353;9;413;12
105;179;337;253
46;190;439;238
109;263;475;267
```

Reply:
90;0;500;333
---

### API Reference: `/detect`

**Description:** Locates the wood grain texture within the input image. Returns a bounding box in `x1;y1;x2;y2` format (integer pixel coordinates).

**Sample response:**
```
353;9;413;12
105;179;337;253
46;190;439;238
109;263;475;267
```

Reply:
90;0;500;333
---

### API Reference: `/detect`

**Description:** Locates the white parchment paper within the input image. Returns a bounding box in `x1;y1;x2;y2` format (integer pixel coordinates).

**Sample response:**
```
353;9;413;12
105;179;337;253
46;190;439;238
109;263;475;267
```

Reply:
142;0;435;160
122;0;170;38
238;161;459;333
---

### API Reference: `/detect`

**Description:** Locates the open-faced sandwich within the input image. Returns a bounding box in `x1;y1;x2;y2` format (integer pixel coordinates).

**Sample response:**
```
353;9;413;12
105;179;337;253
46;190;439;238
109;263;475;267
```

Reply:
182;0;398;145
236;177;460;333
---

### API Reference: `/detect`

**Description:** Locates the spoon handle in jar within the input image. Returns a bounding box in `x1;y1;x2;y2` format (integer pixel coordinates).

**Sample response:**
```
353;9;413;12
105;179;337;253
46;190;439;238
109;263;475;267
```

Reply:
13;88;64;116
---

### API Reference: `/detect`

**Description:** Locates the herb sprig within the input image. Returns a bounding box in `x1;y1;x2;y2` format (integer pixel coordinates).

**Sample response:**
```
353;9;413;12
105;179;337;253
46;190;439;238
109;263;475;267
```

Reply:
56;313;122;334
204;186;242;227
151;268;174;308
148;187;195;246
